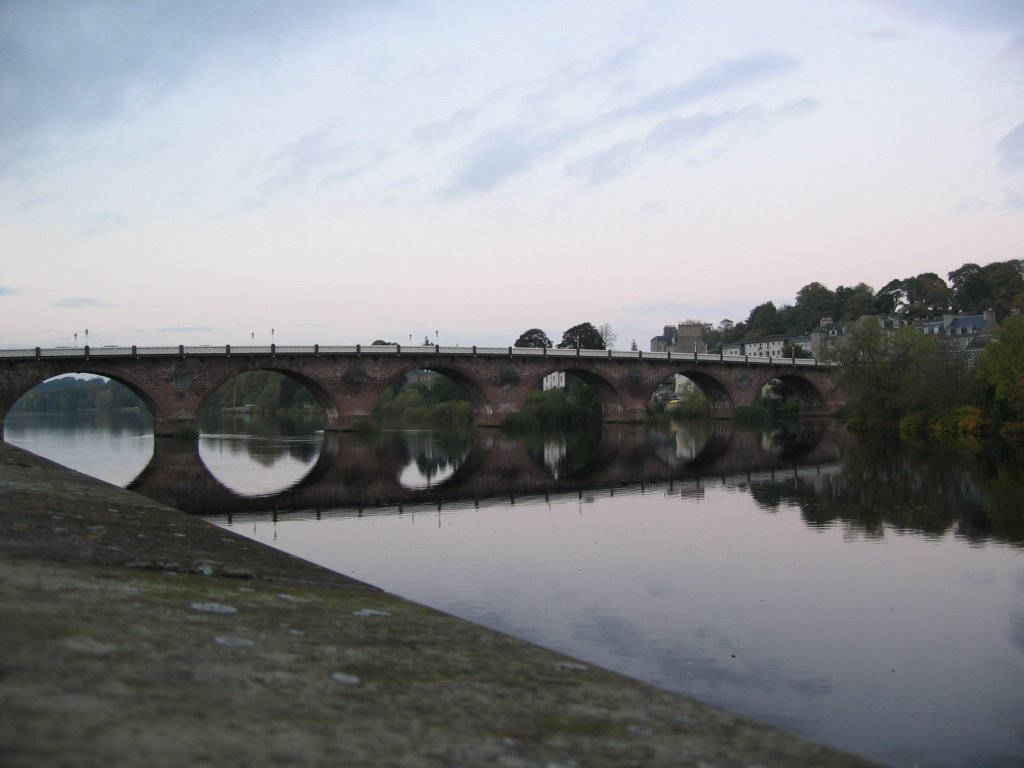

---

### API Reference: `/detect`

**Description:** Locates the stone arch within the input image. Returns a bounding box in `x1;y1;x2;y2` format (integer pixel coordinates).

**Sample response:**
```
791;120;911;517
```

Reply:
765;373;827;411
516;364;626;419
0;362;163;436
195;364;339;425
376;361;495;422
651;369;736;417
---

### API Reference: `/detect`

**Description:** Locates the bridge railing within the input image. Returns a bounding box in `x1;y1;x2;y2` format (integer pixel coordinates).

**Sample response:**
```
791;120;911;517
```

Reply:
0;345;835;367
134;347;181;355
0;348;42;358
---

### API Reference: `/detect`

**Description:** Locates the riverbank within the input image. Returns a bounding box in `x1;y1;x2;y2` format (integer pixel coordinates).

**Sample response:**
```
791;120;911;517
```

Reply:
0;441;879;767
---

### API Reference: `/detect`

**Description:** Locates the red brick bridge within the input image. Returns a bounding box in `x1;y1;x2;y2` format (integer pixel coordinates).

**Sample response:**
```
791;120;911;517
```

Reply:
0;344;843;436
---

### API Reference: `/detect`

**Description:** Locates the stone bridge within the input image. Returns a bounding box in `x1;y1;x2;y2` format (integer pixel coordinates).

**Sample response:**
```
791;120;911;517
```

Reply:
130;422;850;516
0;344;843;436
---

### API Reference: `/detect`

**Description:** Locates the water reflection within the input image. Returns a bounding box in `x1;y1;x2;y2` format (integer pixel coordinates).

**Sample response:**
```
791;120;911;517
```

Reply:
394;430;472;490
5;412;1024;768
121;420;1024;548
4;409;153;487
197;413;323;497
206;426;1024;768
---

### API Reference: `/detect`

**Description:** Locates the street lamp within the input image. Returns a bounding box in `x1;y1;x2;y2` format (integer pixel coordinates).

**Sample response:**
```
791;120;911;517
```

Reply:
271;328;275;344
74;333;77;348
85;329;89;346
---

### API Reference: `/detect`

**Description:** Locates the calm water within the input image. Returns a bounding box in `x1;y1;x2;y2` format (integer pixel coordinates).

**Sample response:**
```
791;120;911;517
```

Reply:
5;411;1024;768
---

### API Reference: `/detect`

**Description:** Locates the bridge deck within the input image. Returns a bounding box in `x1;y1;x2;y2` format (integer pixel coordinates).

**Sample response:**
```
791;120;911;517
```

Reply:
0;344;833;367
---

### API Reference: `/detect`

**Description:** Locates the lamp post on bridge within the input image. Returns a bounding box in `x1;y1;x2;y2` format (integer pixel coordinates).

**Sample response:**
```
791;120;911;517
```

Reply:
85;329;89;347
74;333;77;348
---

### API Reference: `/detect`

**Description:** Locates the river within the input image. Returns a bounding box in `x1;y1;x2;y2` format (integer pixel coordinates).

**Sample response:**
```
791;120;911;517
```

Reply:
5;410;1023;768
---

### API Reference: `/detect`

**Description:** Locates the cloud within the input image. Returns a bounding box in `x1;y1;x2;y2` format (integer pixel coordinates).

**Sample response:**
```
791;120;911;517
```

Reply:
53;297;111;309
858;27;909;40
414;108;479;145
248;125;391;206
79;210;128;237
0;1;382;171
568;98;819;185
0;286;18;297
996;122;1024;172
878;0;1024;30
442;51;804;198
443;128;572;197
1000;188;1024;213
607;51;800;122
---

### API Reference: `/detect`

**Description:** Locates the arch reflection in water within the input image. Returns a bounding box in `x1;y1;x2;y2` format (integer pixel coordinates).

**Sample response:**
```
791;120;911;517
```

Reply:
197;413;323;497
131;421;844;517
394;430;472;490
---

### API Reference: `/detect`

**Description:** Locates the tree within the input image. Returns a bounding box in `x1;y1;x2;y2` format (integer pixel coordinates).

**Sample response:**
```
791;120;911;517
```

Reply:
597;323;618;349
948;263;986;313
743;302;783;338
557;322;605;350
878;273;951;318
836;318;970;435
976;315;1024;421
787;282;837;333
514;328;552;348
781;342;813;359
835;283;876;321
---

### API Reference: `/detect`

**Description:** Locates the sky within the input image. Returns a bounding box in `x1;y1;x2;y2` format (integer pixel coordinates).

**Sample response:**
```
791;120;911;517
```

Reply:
1;0;1023;350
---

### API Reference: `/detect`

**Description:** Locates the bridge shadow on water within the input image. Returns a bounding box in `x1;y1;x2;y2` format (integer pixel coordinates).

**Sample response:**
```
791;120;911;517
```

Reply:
127;420;847;518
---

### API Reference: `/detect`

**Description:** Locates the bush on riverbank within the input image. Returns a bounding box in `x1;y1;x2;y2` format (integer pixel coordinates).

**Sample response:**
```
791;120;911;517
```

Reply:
502;381;602;431
374;379;474;427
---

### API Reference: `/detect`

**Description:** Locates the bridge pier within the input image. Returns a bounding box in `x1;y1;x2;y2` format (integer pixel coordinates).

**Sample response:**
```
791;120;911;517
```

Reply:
153;418;201;439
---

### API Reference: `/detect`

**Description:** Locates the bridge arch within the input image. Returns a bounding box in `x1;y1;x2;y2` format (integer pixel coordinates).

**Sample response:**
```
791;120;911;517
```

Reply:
767;373;828;412
0;362;164;435
652;369;736;417
516;364;626;420
375;362;495;423
196;365;338;425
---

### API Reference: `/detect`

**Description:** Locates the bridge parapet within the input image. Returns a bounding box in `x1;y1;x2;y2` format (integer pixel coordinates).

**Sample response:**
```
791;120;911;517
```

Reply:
0;345;837;368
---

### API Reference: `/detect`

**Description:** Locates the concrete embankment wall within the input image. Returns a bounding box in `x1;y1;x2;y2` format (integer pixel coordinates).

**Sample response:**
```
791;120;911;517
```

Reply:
0;442;878;767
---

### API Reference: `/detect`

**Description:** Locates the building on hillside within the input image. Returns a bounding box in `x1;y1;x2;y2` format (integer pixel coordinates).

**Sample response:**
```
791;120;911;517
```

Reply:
916;309;1000;360
650;322;707;354
809;317;849;356
721;333;812;358
917;310;996;339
